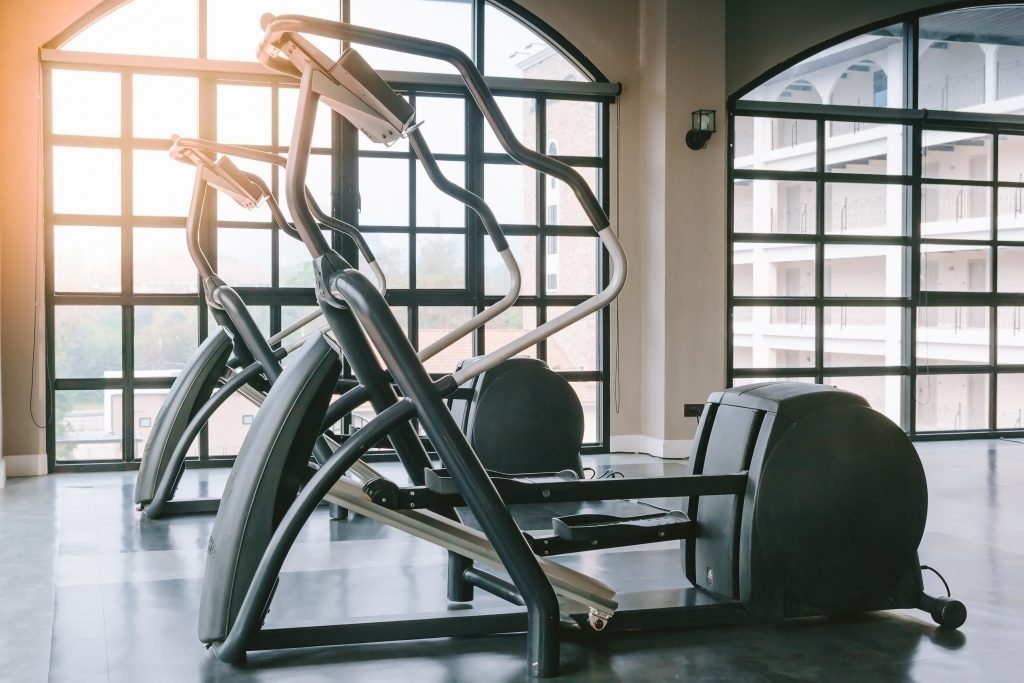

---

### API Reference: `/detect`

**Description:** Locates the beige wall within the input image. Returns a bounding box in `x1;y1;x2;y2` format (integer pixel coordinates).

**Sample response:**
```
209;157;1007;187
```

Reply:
0;0;101;460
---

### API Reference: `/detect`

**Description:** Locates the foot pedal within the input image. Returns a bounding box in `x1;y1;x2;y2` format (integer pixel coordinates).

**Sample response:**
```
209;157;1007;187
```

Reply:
552;512;695;544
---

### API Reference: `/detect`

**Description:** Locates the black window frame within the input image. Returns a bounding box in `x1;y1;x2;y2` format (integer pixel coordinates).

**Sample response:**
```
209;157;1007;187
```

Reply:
42;0;616;471
728;2;1024;440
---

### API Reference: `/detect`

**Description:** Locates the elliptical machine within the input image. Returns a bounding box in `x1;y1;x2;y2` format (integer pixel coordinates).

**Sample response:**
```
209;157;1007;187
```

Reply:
134;138;386;518
192;15;964;679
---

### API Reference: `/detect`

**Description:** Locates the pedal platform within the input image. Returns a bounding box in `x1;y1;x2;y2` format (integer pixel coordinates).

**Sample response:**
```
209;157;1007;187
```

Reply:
528;511;696;556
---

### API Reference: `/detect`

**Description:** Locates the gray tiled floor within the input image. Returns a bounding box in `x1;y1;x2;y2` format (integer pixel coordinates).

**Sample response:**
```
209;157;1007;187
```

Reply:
1;442;1022;681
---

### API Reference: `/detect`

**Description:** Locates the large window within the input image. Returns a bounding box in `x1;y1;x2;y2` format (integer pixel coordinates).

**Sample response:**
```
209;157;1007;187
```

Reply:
730;4;1024;437
44;0;614;468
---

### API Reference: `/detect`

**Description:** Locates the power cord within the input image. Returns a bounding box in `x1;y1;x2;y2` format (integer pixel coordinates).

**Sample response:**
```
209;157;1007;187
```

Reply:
921;564;952;598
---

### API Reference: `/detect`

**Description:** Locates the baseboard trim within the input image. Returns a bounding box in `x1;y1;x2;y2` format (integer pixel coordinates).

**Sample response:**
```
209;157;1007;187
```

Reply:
5;453;48;477
609;435;692;460
0;457;6;488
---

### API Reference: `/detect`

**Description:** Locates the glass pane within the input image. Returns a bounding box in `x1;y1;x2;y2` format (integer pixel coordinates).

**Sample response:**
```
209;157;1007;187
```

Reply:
484;4;584;81
998;307;1024;364
55;390;122;463
996;374;1024;429
825;124;904;174
54;226;120;292
732;243;815;297
133;150;195;216
280;306;324;349
218;228;272;286
917;307;989;365
486;235;536;296
922;131;992;181
546;236;597;295
417;161;465;227
742;25;902;105
484;307;537;359
133;74;197;139
207;392;259;457
919;8;1011;112
216;158;272;223
279;234;314;287
278;87;333;149
921;244;990;292
485;165;536;224
732;307;815;369
134;227;196;293
570;382;599;443
824;183;903;236
916;374;989;431
997;186;1024;240
207;0;340;62
52;147;120;215
359;233;410;289
54;306;121;379
733;179;815;234
998;247;1024;293
217;84;271;146
824;375;903;425
546;100;599;157
51;70;119;137
62;0;197;58
416;234;464;288
352;0;471;74
134;388;198;460
485;96;537;153
419;307;475;373
824;244;904;297
359;158;409;226
547;307;597;371
135;306;198;377
733;116;814;171
824;307;903;367
415;97;465;154
548;167;599;226
921;184;991;238
998;134;1024;182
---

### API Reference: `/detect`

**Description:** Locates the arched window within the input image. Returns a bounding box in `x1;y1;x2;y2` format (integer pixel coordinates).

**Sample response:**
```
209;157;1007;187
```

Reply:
43;0;614;468
729;4;1024;438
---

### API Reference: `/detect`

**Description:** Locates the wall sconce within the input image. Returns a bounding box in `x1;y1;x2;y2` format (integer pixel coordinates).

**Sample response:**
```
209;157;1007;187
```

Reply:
685;109;717;150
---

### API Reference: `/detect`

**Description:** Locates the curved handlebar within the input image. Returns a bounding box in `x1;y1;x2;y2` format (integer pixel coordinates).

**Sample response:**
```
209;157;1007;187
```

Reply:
261;15;625;383
169;135;386;294
259;15;610;229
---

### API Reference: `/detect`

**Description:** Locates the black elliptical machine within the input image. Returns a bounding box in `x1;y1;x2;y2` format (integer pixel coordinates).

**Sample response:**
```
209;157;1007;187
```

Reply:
193;15;964;679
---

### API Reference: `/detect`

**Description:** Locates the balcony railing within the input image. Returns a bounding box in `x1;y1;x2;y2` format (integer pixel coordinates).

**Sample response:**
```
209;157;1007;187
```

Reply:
771;118;815;149
922;185;988;223
920;69;985;110
829;120;881;137
735;128;754;156
998;58;1024;100
829;195;886;232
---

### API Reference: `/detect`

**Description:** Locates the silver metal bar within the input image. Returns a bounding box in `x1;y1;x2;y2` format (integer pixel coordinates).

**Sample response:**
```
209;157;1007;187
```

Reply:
323;476;619;618
453;227;625;384
268;308;324;346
